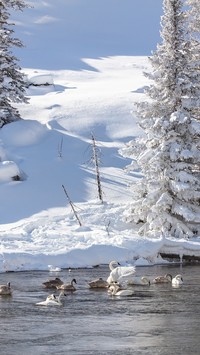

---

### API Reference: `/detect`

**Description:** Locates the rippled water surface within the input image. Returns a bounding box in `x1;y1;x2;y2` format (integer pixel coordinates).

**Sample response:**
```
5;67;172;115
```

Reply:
0;264;200;355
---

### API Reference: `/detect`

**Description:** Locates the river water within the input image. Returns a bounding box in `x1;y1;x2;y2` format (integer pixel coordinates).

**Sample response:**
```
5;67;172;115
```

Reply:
0;264;199;355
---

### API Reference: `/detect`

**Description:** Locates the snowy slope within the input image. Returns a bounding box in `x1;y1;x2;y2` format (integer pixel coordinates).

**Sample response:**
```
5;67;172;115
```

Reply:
12;0;163;70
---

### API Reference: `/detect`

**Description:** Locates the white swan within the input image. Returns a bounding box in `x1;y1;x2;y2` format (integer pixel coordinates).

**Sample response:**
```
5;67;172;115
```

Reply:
108;283;134;297
172;274;183;287
46;293;57;300
0;282;12;295
107;260;136;285
109;260;120;270
36;291;66;306
88;278;109;289
56;278;77;291
152;274;172;284
127;276;150;286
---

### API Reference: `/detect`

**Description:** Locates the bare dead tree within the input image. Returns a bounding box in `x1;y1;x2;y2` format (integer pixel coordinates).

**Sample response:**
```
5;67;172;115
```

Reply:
91;133;103;203
104;217;111;236
58;137;63;158
62;184;82;226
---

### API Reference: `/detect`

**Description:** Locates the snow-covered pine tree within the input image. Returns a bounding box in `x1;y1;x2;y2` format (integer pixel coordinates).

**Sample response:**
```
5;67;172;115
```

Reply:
0;0;29;127
186;0;200;41
184;0;200;121
120;0;200;239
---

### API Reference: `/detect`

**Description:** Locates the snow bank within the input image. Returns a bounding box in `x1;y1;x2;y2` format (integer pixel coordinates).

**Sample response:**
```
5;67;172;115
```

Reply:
0;161;21;182
0;120;47;147
28;74;54;86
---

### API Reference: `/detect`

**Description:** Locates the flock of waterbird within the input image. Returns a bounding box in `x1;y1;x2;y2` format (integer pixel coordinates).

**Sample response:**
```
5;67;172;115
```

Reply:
0;260;184;306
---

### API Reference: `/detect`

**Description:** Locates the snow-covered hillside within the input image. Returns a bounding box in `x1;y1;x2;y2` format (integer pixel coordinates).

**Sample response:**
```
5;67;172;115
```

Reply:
0;0;200;273
12;0;163;70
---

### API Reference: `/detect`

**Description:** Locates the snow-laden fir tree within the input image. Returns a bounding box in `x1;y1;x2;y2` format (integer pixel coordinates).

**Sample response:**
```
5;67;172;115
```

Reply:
0;0;29;128
186;0;200;40
120;0;200;239
184;0;200;121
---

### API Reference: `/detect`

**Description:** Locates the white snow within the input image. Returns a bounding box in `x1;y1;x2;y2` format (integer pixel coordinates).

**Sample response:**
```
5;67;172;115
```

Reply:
0;161;21;182
27;74;54;86
0;0;200;273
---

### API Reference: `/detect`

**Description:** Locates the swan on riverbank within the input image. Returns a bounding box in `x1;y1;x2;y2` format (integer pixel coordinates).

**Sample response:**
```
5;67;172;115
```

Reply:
107;260;136;285
56;278;77;291
0;282;12;295
36;291;66;306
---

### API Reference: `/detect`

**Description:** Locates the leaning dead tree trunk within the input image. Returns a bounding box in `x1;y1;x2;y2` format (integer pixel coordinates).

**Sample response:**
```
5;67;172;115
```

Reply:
62;184;82;226
91;133;103;203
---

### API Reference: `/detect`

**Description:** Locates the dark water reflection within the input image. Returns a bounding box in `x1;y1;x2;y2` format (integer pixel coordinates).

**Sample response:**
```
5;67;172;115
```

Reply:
0;264;200;355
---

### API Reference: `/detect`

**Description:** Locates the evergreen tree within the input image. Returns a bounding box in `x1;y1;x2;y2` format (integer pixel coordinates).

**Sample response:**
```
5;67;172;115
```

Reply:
185;0;200;121
120;0;200;239
186;0;200;36
0;0;29;128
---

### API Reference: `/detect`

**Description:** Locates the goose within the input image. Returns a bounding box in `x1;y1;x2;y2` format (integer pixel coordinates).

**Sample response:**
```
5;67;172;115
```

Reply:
42;277;64;289
127;276;150;286
0;282;12;295
172;274;183;287
152;274;172;284
108;283;134;297
88;278;109;289
56;278;77;291
36;291;66;306
107;260;136;285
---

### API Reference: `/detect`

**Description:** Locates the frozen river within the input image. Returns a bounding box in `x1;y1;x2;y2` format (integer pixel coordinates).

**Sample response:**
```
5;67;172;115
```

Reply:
0;264;199;354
